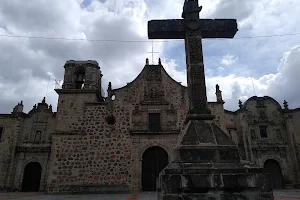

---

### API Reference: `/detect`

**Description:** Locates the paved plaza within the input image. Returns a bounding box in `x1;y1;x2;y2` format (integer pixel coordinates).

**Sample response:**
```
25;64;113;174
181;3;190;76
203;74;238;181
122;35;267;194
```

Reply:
0;190;299;200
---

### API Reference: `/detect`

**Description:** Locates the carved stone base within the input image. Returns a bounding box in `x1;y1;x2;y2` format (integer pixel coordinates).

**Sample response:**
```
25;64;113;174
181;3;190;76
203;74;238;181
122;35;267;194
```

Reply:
157;120;274;200
157;165;274;200
185;113;215;123
45;184;130;194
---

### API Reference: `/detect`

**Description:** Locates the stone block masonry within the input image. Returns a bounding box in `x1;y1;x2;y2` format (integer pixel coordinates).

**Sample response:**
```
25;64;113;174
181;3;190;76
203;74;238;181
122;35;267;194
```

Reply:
46;103;132;193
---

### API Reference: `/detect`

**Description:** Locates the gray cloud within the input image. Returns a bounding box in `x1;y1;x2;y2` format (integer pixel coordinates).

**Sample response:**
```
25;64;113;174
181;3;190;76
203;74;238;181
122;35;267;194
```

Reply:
0;0;300;115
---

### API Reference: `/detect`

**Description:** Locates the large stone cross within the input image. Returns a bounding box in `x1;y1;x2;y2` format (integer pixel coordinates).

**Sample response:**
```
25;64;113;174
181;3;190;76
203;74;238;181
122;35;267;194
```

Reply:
148;0;238;120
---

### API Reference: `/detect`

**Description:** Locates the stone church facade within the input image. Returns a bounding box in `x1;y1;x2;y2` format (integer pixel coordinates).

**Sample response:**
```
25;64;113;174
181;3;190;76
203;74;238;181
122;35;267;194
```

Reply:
0;59;299;193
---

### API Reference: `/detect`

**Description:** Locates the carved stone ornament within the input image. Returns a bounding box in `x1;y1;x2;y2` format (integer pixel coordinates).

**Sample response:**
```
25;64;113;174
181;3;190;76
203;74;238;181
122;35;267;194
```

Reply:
150;87;158;99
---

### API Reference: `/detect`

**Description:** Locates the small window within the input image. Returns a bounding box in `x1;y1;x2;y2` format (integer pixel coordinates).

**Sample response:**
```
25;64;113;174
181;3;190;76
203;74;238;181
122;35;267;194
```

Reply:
259;126;268;138
149;113;161;132
0;127;3;140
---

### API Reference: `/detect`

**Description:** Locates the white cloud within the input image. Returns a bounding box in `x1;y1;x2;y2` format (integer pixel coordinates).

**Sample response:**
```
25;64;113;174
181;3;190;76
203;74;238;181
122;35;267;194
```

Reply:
220;55;238;66
162;44;300;111
0;0;300;114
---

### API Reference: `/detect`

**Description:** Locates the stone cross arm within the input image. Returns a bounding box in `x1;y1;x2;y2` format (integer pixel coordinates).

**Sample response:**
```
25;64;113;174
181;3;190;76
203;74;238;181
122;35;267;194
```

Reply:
148;19;238;39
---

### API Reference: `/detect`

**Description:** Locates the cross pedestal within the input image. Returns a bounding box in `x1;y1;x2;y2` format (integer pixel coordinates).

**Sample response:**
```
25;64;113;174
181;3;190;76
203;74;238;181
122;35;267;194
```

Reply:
148;0;274;199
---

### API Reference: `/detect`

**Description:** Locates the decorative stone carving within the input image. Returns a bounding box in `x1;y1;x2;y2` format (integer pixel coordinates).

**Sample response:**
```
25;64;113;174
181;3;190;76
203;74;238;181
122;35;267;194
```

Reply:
150;87;157;99
147;67;161;81
260;110;268;120
276;129;282;140
283;100;289;109
35;131;42;142
257;98;265;108
132;105;143;130
239;100;243;109
251;129;257;140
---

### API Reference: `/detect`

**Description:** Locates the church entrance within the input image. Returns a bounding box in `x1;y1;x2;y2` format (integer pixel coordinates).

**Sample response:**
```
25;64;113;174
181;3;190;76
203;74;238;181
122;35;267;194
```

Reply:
21;162;42;192
264;159;284;189
142;146;168;191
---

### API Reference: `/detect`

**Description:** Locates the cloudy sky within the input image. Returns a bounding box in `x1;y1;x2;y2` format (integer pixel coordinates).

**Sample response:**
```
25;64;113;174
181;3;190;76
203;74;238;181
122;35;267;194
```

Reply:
0;0;300;113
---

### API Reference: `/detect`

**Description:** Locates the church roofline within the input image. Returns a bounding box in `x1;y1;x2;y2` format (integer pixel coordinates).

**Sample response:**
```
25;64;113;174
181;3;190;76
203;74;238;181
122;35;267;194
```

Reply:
0;112;28;118
243;96;282;110
283;107;300;113
111;63;186;92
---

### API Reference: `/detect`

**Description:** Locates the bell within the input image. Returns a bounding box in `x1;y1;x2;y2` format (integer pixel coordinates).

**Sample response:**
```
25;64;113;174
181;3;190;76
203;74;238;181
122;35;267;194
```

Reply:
76;74;84;83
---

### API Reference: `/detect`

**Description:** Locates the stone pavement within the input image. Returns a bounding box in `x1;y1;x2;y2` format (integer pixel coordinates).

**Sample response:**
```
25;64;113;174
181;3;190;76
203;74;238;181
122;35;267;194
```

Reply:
0;190;299;200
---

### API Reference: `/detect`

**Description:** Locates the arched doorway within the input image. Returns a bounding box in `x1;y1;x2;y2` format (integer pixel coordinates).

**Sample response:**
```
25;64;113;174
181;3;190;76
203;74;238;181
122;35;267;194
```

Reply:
264;159;284;189
142;146;168;191
21;162;42;192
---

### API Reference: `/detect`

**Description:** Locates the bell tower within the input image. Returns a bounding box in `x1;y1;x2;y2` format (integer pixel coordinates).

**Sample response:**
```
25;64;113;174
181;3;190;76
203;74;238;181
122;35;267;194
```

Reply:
62;60;103;90
55;60;105;133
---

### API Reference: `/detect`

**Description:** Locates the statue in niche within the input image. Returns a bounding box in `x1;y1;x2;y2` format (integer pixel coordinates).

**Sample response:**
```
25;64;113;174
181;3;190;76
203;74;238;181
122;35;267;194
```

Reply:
150;87;158;99
276;129;282;140
250;129;256;140
35;130;42;142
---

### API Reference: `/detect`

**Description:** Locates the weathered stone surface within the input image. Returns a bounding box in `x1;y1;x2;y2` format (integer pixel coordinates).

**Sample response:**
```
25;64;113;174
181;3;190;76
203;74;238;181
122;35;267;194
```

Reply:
157;119;274;199
148;19;238;39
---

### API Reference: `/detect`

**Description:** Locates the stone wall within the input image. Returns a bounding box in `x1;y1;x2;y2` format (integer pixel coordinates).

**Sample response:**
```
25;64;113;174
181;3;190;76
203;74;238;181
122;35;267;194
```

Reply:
224;97;299;187
55;92;101;133
0;99;55;192
0;115;22;190
110;64;228;191
47;99;132;193
287;109;300;186
1;61;300;192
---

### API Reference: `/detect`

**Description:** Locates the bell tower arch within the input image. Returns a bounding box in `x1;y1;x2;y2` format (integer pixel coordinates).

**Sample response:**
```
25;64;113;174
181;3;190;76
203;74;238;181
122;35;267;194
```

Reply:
62;60;103;90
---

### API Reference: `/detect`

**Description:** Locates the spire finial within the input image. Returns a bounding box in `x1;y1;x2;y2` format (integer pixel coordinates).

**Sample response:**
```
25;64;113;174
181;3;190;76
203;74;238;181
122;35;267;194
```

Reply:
238;100;243;109
216;84;220;93
283;100;289;110
215;84;223;102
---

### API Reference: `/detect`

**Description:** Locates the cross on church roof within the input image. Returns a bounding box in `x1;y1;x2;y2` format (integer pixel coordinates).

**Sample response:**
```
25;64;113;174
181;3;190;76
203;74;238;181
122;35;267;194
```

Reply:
147;40;159;65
